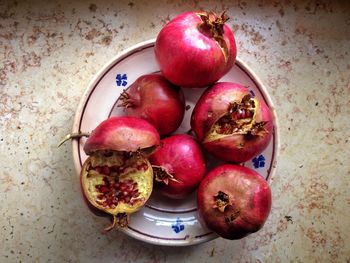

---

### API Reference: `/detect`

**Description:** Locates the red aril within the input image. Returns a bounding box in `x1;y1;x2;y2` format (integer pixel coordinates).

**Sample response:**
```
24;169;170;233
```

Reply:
197;164;271;240
155;11;237;88
191;82;273;163
118;74;185;136
149;134;206;199
81;116;160;231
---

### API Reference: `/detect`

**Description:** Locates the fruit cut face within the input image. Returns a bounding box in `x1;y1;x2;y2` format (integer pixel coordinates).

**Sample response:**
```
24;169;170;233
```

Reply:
81;151;153;216
204;94;267;142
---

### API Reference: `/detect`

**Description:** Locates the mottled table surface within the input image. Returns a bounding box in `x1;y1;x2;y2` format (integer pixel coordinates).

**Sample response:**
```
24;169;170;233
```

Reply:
1;0;349;262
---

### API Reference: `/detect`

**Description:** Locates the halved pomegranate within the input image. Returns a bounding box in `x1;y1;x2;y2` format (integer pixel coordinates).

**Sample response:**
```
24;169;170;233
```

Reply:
197;164;272;240
81;116;160;231
191;82;273;163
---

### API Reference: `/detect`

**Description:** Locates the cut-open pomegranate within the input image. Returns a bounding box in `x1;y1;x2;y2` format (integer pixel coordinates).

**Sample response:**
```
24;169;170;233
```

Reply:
81;151;153;231
191;82;273;163
80;116;160;231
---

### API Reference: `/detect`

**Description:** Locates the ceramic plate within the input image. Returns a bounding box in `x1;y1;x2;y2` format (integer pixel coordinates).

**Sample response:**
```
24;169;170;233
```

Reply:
72;39;279;246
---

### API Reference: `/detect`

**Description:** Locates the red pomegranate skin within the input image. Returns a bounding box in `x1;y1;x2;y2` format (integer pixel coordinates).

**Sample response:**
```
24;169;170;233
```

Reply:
84;116;160;155
197;164;271;240
123;74;185;136
155;11;237;88
191;82;273;163
150;134;206;199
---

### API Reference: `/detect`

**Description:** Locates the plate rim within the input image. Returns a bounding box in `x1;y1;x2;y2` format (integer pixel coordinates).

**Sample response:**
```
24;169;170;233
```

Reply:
71;39;280;246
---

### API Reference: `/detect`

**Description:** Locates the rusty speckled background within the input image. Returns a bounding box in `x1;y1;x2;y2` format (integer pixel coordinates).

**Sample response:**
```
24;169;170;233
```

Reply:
0;0;349;262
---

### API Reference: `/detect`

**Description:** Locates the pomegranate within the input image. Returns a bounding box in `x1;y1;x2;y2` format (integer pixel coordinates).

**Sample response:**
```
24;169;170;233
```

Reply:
80;116;160;231
155;11;237;88
197;164;272;240
118;74;185;135
149;134;206;199
191;82;273;163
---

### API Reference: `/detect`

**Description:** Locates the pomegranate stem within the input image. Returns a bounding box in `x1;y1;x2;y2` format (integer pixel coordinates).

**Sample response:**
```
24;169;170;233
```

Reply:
57;132;90;147
103;215;118;233
102;213;129;233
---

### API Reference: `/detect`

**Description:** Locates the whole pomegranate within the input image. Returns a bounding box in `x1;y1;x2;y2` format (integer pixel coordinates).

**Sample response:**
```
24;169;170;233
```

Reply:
149;134;206;199
191;82;273;163
197;164;271;240
80;116;160;231
118;74;185;135
155;11;237;88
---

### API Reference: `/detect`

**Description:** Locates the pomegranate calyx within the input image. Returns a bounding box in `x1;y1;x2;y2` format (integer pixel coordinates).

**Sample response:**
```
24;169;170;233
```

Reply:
117;89;138;109
103;213;129;232
152;166;182;185
213;191;231;213
249;121;269;136
197;11;229;62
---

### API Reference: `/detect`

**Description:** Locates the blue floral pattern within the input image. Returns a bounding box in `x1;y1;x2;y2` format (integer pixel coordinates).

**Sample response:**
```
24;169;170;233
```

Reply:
171;218;185;233
116;73;127;86
252;154;265;168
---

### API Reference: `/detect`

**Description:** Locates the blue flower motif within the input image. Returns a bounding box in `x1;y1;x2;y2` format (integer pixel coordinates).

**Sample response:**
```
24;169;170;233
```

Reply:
171;218;185;234
116;73;127;86
252;154;265;168
249;89;255;97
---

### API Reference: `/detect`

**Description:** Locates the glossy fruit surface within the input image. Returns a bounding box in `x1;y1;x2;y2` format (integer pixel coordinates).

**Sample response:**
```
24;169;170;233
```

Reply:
84;116;160;155
150;134;206;199
155;11;237;88
191;82;273;163
197;164;271;239
118;74;185;135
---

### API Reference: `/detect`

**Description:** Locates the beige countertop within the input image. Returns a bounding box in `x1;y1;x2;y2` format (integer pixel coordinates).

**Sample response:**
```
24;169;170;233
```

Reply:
1;0;349;262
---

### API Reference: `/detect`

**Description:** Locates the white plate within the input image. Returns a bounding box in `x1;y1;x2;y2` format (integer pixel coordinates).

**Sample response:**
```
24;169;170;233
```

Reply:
72;39;279;246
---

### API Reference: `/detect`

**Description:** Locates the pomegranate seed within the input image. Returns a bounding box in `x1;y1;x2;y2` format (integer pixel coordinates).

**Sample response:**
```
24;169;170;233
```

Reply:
125;183;134;191
124;196;131;203
142;163;148;171
106;199;113;207
95;166;103;174
102;166;111;175
98;186;109;193
97;194;105;199
113;182;120;188
111;166;119;172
